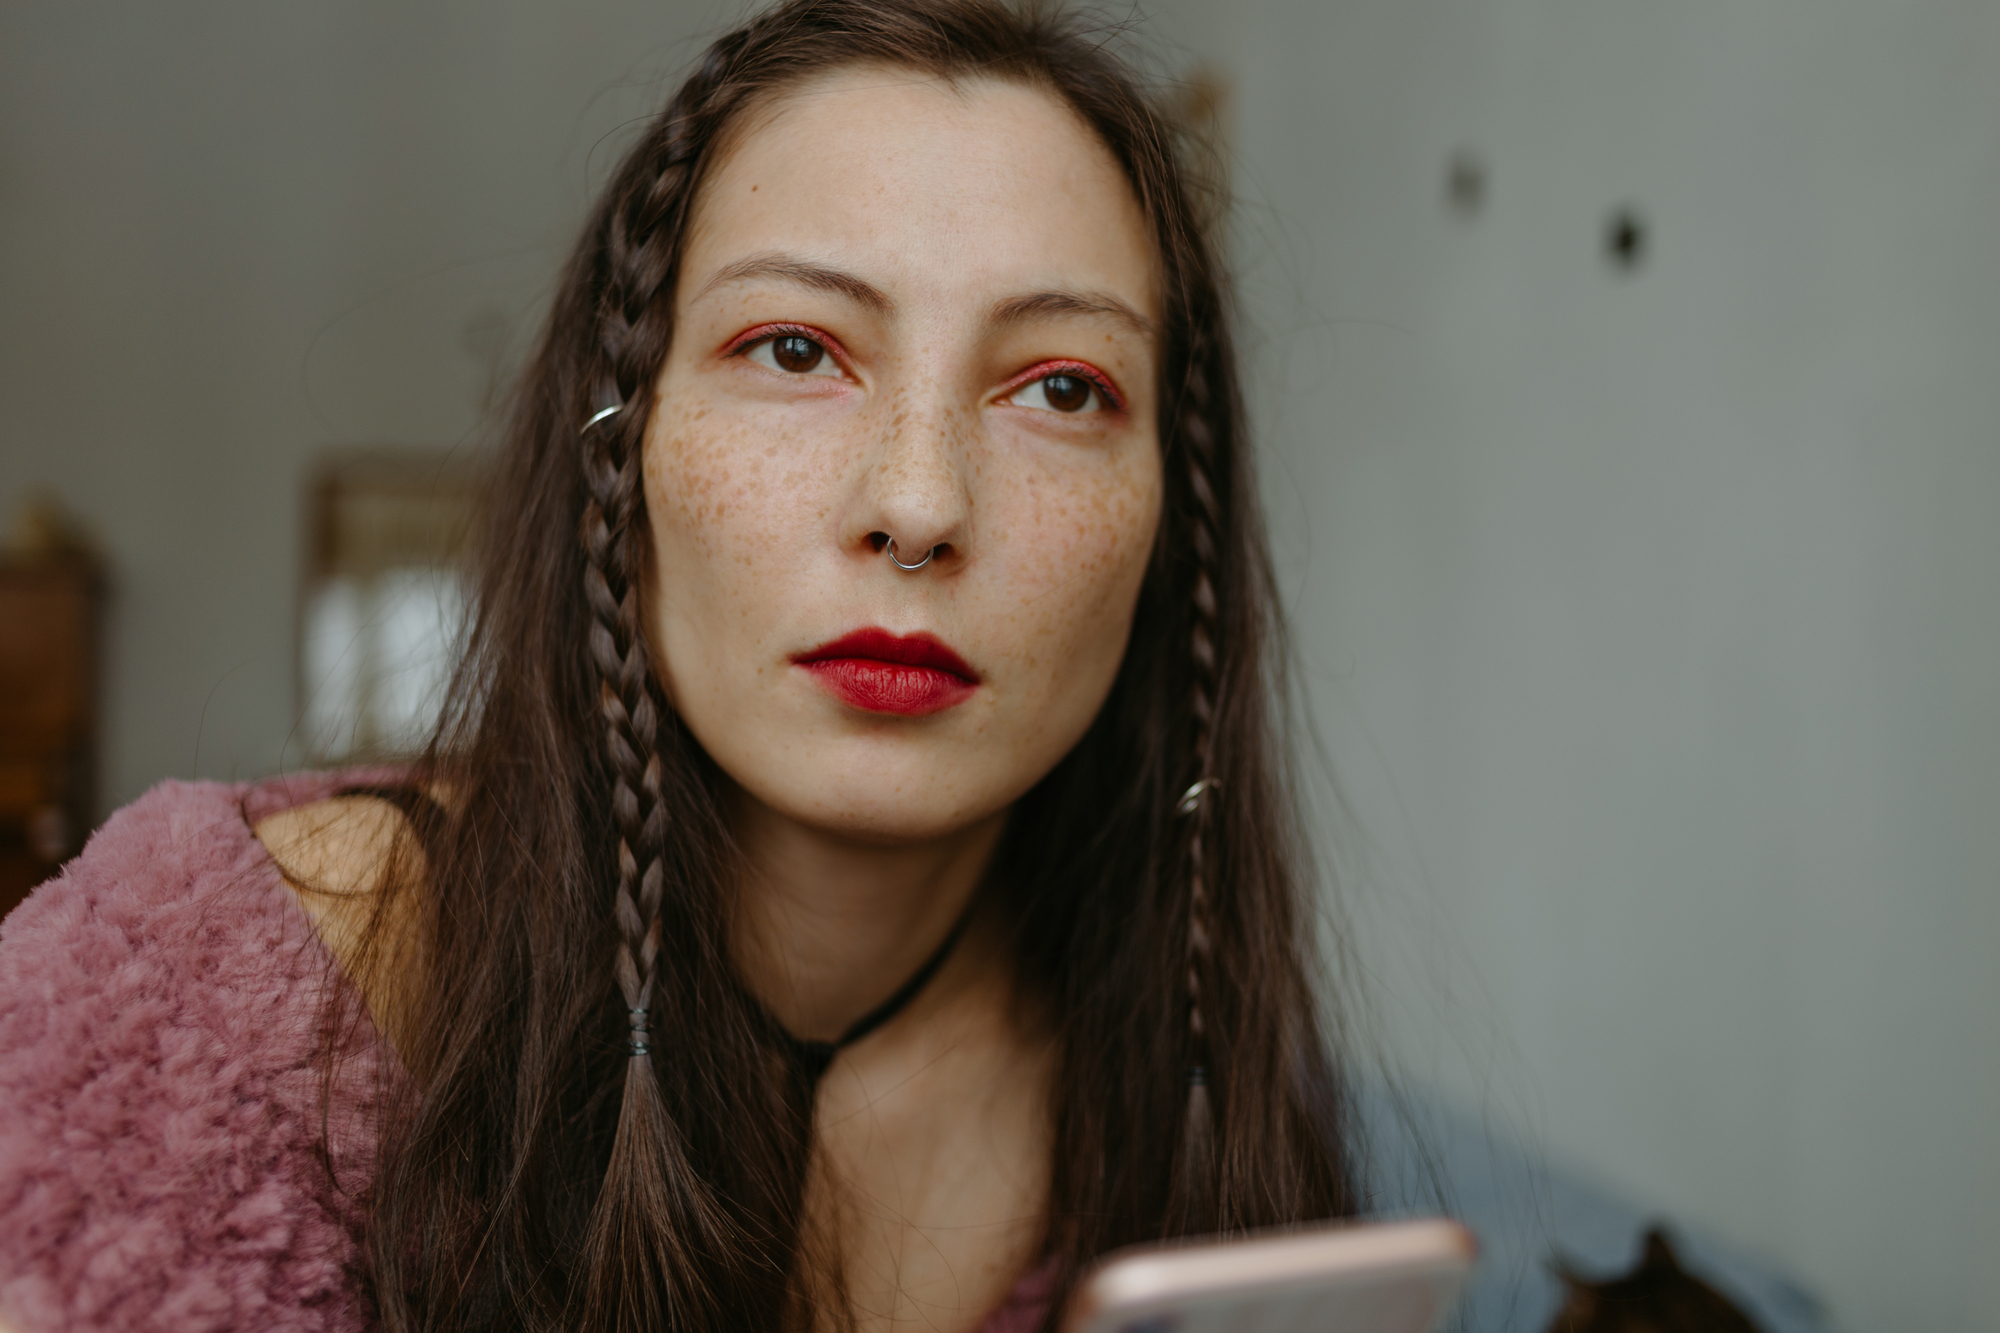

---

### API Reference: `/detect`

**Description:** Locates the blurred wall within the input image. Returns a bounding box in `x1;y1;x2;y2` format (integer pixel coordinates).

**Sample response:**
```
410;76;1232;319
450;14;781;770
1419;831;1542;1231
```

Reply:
1213;2;2000;1331
0;0;740;810
2;3;1995;1332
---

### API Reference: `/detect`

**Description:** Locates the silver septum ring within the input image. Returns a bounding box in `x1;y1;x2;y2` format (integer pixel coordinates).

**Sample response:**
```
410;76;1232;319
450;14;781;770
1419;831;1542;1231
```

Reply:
885;538;934;572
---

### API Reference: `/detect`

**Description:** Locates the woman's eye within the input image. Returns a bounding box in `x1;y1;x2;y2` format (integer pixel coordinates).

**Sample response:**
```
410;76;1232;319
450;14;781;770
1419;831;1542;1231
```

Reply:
744;333;840;377
1007;372;1104;414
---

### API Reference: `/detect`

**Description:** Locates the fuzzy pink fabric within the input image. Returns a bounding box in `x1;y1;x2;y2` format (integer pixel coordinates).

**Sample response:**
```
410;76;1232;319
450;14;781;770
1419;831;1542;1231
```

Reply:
0;774;383;1332
0;774;1055;1333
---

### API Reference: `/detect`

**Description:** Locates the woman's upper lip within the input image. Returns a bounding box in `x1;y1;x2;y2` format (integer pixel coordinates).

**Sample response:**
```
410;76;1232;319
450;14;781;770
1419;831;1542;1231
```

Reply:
793;628;978;681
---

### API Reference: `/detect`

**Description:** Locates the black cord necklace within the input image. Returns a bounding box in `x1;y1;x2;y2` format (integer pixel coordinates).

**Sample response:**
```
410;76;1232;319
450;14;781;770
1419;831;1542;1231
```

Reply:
779;902;978;1087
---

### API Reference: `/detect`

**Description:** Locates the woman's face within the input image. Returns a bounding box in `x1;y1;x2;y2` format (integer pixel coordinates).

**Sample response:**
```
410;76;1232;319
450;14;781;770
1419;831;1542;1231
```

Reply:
644;66;1163;843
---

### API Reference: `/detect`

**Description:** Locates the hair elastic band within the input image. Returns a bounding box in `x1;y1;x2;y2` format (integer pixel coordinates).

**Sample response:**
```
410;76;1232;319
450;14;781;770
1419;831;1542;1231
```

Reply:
627;1005;651;1058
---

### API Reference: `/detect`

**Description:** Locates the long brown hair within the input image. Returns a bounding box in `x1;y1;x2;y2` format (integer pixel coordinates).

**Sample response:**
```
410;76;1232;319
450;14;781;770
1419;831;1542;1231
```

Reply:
352;1;1355;1328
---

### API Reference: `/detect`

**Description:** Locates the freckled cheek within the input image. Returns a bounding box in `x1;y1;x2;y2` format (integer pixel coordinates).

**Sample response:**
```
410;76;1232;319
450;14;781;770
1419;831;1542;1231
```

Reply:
647;418;821;583
648;441;725;564
1004;464;1162;653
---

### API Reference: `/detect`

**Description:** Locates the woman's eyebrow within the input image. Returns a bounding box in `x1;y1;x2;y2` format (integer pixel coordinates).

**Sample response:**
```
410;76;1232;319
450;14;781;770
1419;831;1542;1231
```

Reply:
695;256;1151;340
989;290;1154;340
697;253;892;311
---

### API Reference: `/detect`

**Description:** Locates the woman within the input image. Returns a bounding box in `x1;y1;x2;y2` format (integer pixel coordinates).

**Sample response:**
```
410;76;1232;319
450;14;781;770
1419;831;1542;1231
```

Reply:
0;1;1354;1329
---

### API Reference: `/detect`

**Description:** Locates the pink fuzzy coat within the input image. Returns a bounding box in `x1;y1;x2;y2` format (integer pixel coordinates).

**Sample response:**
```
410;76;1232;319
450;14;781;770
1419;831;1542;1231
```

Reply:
0;775;1053;1333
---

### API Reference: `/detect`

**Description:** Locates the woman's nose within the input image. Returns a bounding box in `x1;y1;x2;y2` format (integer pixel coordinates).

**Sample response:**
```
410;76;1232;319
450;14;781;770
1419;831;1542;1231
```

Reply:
847;392;973;572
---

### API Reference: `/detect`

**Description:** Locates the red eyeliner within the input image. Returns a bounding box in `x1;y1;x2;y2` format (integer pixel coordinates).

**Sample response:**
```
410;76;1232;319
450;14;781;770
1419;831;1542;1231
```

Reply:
793;628;979;717
720;322;852;364
1002;359;1125;412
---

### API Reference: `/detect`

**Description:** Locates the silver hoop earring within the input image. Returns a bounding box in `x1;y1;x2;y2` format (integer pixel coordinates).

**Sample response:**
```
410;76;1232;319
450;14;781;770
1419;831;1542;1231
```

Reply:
581;403;623;434
885;538;934;572
1176;776;1221;816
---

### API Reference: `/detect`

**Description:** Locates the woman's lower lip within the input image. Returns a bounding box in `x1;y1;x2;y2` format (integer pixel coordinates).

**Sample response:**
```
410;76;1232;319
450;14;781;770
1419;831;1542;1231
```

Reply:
798;659;977;716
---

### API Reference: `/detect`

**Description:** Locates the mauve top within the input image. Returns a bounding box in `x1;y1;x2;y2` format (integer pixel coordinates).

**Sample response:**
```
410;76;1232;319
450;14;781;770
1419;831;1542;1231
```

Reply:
0;774;1053;1333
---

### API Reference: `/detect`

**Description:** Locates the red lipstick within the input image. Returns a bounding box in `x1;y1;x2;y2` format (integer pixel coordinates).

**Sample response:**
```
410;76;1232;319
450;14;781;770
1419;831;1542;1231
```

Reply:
793;628;978;717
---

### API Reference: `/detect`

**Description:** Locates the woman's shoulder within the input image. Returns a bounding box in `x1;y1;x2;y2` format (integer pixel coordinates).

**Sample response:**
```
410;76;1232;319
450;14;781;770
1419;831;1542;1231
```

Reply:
252;787;410;966
0;772;392;1333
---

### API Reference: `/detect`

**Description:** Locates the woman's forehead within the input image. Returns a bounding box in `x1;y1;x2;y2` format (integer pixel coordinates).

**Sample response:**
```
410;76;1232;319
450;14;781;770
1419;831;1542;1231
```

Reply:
681;66;1159;327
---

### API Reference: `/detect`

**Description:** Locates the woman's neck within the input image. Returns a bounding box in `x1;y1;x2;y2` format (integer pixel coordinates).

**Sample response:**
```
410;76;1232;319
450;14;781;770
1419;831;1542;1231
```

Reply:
726;787;1009;1044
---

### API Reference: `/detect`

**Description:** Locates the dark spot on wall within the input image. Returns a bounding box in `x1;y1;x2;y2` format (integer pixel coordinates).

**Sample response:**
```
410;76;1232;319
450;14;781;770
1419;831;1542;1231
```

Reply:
1606;207;1647;272
1446;150;1486;217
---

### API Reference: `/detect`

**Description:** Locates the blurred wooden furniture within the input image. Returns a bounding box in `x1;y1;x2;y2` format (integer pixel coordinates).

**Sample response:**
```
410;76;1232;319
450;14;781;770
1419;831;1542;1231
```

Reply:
0;542;103;919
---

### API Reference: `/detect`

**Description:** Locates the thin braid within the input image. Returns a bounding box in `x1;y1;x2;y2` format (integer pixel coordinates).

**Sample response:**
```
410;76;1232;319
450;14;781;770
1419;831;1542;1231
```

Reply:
583;0;751;1067
572;33;756;1332
580;417;667;1053
1172;329;1226;1232
583;115;695;1075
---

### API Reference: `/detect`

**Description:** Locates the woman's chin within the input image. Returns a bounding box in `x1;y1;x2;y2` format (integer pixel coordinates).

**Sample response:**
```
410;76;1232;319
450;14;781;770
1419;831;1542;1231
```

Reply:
716;755;1012;848
764;785;1002;847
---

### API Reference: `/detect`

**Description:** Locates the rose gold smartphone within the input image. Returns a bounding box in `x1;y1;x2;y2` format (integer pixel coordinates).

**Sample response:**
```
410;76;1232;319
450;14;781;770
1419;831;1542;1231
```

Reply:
1062;1218;1477;1333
